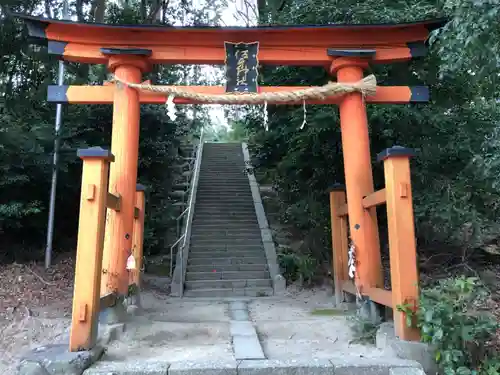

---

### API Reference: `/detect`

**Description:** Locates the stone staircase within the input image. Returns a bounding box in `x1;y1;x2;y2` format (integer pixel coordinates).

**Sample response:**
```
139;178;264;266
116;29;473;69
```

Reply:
184;142;274;297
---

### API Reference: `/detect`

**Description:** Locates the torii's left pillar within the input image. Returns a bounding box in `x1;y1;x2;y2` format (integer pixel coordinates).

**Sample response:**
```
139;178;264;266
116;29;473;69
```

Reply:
101;51;150;321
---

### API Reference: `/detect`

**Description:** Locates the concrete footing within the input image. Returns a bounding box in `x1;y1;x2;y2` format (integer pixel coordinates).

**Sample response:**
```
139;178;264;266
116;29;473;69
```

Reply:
376;322;436;375
16;293;138;375
17;344;104;375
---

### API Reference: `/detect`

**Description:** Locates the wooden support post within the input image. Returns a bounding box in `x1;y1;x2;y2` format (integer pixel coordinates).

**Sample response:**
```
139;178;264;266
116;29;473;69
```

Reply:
102;56;149;296
378;146;420;341
129;183;146;288
70;147;114;352
331;58;383;292
329;183;350;305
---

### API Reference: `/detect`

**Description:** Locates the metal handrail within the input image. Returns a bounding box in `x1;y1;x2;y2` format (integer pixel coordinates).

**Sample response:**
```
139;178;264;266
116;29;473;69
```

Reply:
181;130;204;250
179;128;204;297
176;207;189;238
169;128;204;297
169;234;185;276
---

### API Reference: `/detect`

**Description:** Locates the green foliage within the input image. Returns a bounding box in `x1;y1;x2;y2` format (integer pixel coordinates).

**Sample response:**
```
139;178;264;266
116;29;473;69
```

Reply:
402;277;499;375
0;0;220;261
237;0;500;268
277;249;316;285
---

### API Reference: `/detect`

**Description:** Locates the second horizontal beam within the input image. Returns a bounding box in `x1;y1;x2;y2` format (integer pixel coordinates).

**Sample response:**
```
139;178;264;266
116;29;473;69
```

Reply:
48;85;429;105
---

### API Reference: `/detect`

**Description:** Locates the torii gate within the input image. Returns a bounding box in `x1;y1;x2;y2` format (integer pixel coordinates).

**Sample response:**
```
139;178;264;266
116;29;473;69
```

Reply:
14;13;445;351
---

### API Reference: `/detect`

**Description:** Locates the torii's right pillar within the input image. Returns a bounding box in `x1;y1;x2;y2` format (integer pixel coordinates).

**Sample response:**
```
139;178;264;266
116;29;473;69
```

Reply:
330;57;384;299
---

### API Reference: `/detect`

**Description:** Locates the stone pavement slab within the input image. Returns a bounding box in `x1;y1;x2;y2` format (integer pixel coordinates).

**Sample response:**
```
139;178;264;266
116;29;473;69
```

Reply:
80;290;427;375
238;359;333;375
83;360;169;375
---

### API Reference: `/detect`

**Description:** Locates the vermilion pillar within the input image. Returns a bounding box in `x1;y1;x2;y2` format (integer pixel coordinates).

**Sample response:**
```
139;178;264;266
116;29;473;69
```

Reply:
101;55;149;296
331;58;383;293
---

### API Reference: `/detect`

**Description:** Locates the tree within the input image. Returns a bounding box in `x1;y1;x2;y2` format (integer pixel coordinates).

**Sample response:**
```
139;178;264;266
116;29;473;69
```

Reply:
240;0;500;260
0;0;223;261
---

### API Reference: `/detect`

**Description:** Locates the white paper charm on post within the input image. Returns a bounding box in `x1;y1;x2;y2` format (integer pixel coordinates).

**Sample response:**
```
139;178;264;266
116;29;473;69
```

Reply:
348;243;356;279
126;254;136;270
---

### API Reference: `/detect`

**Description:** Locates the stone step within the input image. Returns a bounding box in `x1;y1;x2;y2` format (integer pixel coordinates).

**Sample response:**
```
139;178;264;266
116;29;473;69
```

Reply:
199;178;246;182
189;243;264;250
193;213;256;217
199;169;245;171
196;203;254;207
197;193;250;198
183;287;273;297
194;208;256;213
185;270;270;281
190;244;263;251
199;170;247;173
190;229;262;235
195;204;254;209
196;185;249;189
185;278;272;290
187;263;268;273
188;256;267;266
193;216;256;221
191;219;258;225
191;227;261;233
198;175;248;178
197;181;249;184
192;221;256;226
195;205;255;210
196;187;250;191
196;200;254;205
191;235;262;243
189;250;265;259
190;238;262;245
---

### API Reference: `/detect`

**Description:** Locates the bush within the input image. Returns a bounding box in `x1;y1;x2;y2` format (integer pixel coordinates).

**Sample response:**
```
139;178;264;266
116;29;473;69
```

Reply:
403;276;499;375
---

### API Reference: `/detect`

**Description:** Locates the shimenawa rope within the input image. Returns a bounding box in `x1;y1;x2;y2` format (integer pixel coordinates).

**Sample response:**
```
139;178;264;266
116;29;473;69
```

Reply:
110;74;377;104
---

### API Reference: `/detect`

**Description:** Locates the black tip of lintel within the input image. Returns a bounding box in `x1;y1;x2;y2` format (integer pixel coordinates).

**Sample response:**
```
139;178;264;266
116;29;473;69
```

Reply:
25;19;48;41
377;146;416;162
100;47;152;56
48;40;68;57
327;49;376;58
328;183;346;192
407;41;427;58
77;147;115;161
136;183;146;191
410;86;429;102
47;85;68;103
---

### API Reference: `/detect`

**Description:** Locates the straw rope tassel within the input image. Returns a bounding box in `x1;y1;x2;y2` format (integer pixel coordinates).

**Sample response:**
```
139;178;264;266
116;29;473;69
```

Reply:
263;101;268;131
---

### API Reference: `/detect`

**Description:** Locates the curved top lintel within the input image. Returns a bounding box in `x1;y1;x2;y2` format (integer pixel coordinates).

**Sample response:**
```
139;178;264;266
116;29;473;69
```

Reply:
12;13;447;66
14;13;447;44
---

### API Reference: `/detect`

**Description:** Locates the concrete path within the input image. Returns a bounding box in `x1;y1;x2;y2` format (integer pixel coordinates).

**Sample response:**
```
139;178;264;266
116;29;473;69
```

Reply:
83;287;425;374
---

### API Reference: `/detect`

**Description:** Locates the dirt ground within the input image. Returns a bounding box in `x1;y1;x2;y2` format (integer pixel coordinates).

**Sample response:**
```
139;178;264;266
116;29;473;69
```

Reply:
0;257;75;372
1;251;499;373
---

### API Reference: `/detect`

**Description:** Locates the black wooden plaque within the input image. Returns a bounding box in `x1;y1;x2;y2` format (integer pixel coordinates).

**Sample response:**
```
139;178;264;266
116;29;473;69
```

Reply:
224;42;259;93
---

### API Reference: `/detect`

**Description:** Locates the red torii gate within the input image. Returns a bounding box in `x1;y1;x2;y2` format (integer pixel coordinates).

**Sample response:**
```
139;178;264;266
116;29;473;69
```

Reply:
14;13;445;351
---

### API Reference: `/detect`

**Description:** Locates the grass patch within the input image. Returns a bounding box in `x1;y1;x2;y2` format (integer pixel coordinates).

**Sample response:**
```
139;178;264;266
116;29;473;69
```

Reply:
310;308;349;316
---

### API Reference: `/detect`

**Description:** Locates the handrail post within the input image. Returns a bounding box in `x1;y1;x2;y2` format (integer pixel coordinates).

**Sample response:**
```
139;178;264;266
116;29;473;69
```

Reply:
378;146;420;341
70;147;114;352
329;183;350;306
129;183;146;302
